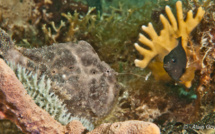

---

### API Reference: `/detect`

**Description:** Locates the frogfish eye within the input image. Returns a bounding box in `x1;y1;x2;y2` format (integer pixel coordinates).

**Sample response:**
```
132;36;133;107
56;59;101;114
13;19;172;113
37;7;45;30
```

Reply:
171;58;176;63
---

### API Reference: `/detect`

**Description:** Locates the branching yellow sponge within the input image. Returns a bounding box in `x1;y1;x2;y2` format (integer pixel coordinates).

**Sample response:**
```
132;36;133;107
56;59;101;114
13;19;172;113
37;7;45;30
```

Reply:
134;1;205;87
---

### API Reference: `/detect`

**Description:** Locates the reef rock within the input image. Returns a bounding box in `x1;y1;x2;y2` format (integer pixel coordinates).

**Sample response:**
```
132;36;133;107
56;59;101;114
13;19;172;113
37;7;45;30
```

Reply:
0;29;119;122
88;120;160;134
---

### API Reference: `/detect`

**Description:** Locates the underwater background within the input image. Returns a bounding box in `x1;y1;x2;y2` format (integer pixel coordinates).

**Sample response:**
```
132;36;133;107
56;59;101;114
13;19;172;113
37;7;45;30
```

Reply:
0;0;214;133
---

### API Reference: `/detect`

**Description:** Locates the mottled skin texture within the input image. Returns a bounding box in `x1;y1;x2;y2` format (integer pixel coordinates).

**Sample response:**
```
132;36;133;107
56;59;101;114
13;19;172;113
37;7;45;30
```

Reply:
0;32;119;122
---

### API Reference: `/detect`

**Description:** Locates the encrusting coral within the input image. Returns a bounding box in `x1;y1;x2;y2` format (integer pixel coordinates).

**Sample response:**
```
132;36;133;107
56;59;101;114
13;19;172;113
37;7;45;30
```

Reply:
134;1;205;88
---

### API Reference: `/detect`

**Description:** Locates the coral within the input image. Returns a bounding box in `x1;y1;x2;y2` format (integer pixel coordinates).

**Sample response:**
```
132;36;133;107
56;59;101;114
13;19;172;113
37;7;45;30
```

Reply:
42;21;66;45
134;1;205;87
2;0;159;69
61;7;97;42
0;0;89;47
88;120;160;134
0;0;170;72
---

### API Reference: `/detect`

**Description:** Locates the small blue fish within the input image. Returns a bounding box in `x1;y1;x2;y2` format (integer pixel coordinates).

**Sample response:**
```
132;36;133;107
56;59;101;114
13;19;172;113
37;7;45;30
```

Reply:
163;37;187;81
